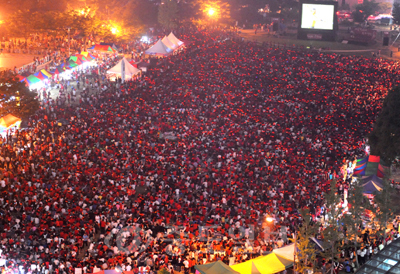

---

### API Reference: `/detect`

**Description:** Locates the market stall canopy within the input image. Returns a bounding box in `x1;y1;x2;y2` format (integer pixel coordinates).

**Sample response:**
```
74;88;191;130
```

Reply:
354;155;388;178
16;75;26;82
107;58;141;79
195;261;239;274
25;75;42;85
69;56;83;65
88;44;117;53
231;253;293;274
168;32;184;47
162;36;177;50
51;66;65;75
130;60;151;72
99;42;118;50
273;243;295;260
67;60;79;68
361;180;383;194
145;39;172;56
40;69;53;78
0;114;21;129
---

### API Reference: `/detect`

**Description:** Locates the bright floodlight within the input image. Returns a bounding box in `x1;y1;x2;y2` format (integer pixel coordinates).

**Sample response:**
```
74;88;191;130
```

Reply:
208;8;216;16
141;36;149;43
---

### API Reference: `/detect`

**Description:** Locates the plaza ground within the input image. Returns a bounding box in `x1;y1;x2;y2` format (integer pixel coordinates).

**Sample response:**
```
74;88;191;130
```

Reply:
239;28;400;59
0;52;37;70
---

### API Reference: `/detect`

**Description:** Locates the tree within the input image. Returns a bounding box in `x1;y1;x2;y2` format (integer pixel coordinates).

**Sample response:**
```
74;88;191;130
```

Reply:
295;209;319;274
157;268;170;274
158;0;179;29
352;0;379;23
343;182;373;270
5;10;36;42
0;71;40;119
368;86;400;164
393;3;400;25
319;180;345;274
374;174;400;244
379;2;392;14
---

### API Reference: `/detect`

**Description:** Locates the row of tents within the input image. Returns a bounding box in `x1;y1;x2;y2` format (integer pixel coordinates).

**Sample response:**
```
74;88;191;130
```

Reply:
106;33;184;80
196;244;295;274
17;52;97;88
145;32;184;56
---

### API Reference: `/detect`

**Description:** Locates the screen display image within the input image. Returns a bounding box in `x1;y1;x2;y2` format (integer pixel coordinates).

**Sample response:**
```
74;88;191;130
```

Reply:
301;3;335;30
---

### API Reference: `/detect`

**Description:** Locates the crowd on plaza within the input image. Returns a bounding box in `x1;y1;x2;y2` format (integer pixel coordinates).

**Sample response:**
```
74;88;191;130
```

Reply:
1;27;400;274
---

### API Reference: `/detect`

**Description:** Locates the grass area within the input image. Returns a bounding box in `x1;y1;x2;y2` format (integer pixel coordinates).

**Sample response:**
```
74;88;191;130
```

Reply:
238;29;398;59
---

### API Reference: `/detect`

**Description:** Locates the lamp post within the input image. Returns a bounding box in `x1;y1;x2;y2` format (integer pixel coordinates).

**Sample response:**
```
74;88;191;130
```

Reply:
294;231;297;274
66;27;71;56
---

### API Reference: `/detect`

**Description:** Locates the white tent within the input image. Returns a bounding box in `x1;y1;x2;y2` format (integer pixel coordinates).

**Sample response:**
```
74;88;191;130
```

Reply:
273;244;295;261
145;39;172;56
162;36;177;50
168;32;184;47
107;58;141;79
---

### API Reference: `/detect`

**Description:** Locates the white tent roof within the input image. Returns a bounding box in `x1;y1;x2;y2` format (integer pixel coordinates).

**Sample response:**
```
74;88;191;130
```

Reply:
273;243;295;261
168;32;184;47
107;58;141;78
162;36;177;50
145;39;172;56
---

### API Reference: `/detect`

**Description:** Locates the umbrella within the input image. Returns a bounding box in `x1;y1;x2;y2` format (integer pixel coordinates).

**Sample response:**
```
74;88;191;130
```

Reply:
25;75;42;85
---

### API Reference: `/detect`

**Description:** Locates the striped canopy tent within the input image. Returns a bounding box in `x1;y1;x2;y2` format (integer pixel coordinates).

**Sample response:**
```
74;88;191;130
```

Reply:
81;51;96;60
15;75;26;82
25;75;42;85
359;174;384;194
88;44;117;53
361;180;383;194
84;55;93;61
88;53;97;59
33;71;50;81
51;66;65;75
67;60;79;68
76;54;90;61
40;69;53;78
69;56;83;65
353;155;388;178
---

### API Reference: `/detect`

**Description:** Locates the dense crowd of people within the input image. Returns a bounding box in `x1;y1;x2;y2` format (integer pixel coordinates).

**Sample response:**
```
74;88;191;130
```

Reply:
0;27;400;274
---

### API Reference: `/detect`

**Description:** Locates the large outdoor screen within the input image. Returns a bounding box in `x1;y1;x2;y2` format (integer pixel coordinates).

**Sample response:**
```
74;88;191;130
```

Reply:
301;3;335;30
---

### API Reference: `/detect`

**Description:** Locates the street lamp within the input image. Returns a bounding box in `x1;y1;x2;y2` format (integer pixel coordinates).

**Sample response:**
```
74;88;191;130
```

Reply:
208;8;216;17
66;27;71;56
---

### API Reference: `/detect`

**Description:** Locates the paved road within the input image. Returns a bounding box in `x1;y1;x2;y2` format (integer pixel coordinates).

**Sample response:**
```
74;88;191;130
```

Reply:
0;53;36;70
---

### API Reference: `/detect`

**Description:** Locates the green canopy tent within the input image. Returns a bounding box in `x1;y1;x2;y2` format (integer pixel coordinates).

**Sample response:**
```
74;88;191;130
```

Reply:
68;60;79;68
195;261;240;274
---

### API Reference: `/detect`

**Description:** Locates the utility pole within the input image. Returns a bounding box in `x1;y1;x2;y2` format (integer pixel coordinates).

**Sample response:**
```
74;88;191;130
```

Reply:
67;27;71;56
